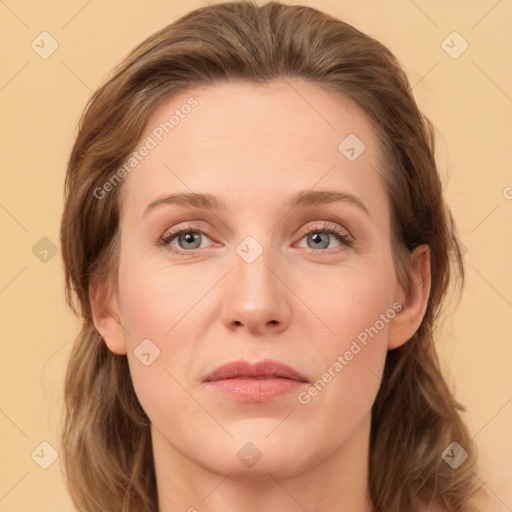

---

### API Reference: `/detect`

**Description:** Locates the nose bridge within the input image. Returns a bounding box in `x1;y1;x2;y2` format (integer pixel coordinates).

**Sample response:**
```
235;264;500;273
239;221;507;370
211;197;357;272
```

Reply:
221;230;290;332
234;232;280;302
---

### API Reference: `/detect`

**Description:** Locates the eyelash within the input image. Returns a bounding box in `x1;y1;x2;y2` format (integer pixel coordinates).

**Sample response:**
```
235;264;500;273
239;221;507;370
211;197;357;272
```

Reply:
157;222;354;257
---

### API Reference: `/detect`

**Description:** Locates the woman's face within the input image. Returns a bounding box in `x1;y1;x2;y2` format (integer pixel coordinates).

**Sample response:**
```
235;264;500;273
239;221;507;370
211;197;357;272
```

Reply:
97;79;417;479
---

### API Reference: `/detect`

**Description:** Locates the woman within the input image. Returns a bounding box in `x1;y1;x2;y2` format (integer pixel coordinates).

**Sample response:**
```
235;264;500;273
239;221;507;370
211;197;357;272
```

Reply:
59;1;484;510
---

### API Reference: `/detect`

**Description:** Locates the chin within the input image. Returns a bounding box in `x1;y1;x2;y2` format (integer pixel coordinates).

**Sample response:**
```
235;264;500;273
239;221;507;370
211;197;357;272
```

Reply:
198;429;319;480
213;452;311;481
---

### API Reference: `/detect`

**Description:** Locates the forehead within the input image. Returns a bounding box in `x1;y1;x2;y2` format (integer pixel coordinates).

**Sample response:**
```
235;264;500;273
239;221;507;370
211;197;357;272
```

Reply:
119;79;387;219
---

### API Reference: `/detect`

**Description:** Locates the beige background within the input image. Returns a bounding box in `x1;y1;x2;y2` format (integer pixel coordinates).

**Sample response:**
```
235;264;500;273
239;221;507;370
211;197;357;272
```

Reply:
1;0;511;510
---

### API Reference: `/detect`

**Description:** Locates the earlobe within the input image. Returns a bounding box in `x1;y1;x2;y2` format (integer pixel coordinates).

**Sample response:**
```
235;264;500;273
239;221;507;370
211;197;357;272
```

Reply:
89;275;127;355
387;244;431;350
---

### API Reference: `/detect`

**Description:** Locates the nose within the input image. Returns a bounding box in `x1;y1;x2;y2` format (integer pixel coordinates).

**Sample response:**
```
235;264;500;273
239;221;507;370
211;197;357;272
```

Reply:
221;244;292;336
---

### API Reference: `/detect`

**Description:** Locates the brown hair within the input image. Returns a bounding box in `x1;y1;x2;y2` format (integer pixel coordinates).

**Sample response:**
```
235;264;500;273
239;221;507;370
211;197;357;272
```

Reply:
59;1;483;510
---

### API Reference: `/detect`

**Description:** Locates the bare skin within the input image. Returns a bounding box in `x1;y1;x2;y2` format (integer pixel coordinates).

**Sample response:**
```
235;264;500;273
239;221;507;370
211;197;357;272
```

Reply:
91;79;430;512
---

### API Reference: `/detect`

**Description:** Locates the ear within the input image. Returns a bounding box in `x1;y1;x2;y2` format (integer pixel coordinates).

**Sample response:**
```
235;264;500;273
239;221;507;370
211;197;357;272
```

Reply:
89;275;127;355
388;244;431;350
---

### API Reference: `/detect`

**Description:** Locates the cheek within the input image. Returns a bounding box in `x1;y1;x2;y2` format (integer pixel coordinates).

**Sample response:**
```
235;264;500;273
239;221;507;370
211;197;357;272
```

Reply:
115;250;214;409
303;257;396;347
116;247;206;341
296;263;395;411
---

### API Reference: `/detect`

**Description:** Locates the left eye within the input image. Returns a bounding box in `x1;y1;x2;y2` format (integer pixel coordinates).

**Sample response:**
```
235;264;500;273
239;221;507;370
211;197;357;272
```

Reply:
295;223;354;253
298;230;346;250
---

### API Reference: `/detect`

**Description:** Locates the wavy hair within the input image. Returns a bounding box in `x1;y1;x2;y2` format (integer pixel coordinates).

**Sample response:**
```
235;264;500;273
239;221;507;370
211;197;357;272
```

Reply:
59;1;483;510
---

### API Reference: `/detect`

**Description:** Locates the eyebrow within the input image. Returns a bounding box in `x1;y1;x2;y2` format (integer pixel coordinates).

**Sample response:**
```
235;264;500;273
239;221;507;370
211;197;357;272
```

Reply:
143;190;370;217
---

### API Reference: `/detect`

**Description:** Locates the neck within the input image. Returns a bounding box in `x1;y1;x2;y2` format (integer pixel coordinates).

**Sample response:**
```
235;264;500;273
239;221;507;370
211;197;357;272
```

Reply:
153;414;374;512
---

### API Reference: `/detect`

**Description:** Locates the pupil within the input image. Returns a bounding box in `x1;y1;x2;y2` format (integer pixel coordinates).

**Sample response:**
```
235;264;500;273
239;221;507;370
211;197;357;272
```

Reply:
310;232;328;249
313;233;323;244
180;232;200;249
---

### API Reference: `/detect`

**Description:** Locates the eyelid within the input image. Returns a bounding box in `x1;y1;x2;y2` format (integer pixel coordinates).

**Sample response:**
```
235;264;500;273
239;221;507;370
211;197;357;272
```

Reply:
295;221;352;241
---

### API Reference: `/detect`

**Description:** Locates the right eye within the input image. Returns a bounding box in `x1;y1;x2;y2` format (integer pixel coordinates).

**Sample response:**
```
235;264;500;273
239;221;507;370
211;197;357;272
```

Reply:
158;223;216;255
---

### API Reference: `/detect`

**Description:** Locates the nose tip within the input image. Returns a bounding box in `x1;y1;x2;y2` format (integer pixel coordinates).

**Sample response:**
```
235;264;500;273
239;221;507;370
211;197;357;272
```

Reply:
223;262;291;335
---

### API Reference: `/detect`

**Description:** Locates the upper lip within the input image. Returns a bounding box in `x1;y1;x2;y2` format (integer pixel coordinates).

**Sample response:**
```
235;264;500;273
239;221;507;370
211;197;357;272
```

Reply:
203;359;309;383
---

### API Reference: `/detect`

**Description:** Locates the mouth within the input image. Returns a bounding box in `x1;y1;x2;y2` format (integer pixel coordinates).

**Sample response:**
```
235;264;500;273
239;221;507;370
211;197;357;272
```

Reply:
203;359;309;402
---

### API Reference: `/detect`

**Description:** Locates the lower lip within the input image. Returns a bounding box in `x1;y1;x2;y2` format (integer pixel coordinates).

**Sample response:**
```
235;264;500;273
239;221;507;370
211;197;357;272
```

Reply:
206;377;307;402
